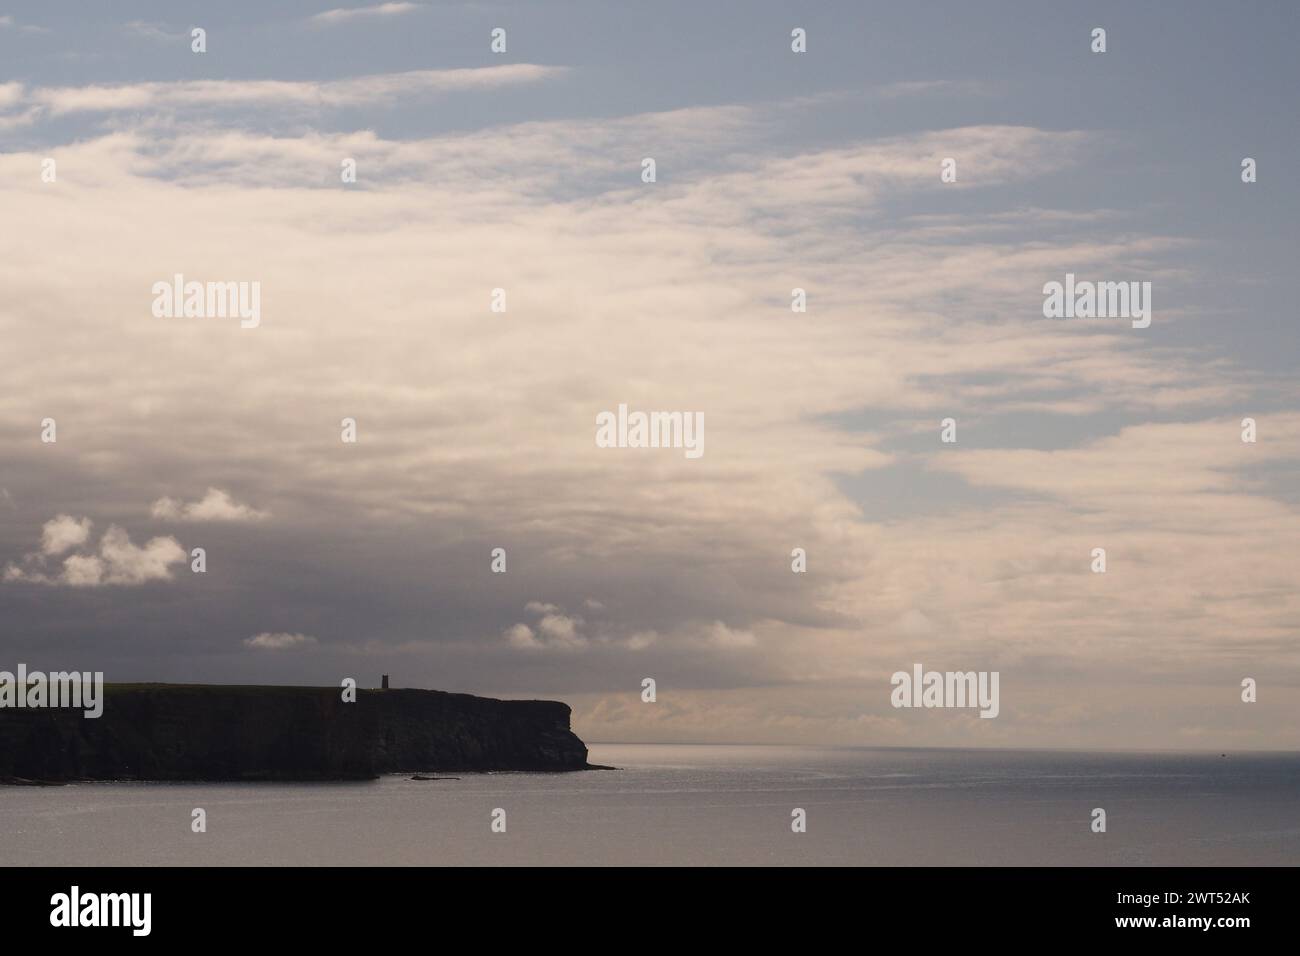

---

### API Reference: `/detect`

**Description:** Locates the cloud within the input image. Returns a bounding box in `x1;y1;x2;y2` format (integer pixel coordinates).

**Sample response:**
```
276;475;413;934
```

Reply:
77;526;186;586
0;108;39;132
0;16;49;35
505;604;587;651
309;3;420;26
504;623;540;650
624;630;657;651
121;21;187;43
40;515;92;555
5;521;186;587
22;65;565;117
703;621;758;649
929;416;1300;506
0;82;38;130
152;489;268;523
244;632;319;650
537;612;582;644
504;603;758;654
1;86;1296;746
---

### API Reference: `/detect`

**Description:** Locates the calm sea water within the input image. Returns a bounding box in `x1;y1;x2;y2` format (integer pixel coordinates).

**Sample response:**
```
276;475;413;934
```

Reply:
3;745;1297;866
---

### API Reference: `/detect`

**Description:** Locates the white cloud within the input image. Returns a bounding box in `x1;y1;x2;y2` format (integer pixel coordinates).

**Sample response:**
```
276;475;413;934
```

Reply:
24;65;565;117
0;108;39;132
505;623;539;650
309;3;419;26
95;526;188;584
537;612;582;645
2;91;1296;746
5;520;186;587
60;553;107;588
704;621;758;649
40;515;92;556
624;630;657;650
0;82;23;109
505;603;587;651
244;632;319;650
121;21;187;43
0;16;49;35
152;488;269;523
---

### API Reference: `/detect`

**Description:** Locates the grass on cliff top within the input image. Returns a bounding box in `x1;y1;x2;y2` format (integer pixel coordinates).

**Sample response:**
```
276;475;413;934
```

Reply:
101;683;384;694
95;684;541;705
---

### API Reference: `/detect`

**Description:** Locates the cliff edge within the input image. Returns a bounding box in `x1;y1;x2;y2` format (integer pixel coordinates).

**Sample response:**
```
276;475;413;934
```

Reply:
0;683;590;782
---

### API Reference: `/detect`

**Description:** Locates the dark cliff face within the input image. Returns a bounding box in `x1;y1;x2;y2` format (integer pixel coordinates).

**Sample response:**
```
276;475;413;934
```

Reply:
0;684;589;782
370;689;587;772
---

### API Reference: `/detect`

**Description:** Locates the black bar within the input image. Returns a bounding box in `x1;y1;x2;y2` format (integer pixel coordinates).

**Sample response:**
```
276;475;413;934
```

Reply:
0;866;1279;941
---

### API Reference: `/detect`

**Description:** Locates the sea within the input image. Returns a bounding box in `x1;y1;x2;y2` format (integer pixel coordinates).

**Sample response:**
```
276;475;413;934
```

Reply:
3;745;1297;866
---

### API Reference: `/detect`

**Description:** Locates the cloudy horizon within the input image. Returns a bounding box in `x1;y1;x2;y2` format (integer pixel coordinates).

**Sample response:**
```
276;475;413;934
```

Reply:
2;0;1297;751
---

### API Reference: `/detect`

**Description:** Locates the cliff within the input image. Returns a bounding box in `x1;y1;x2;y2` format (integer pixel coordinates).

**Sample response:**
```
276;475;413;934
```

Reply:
0;683;590;782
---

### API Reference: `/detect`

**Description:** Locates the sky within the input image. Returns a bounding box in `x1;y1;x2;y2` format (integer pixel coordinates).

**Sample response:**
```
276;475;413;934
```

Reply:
1;1;1297;750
